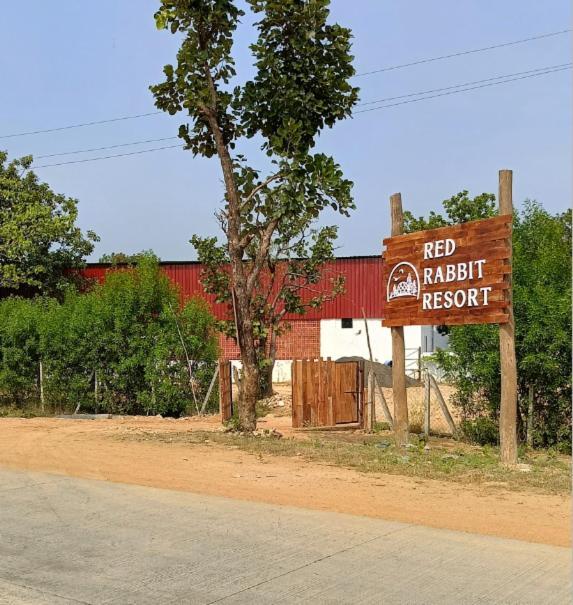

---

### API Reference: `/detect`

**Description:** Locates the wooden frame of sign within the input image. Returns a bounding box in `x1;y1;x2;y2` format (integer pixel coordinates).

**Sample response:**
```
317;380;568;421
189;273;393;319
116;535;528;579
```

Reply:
383;170;517;464
381;214;511;327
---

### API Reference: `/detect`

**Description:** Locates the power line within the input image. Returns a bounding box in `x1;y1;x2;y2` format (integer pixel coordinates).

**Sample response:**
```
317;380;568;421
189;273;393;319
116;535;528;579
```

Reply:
35;136;179;159
357;63;572;106
354;29;571;77
0;111;162;140
31;63;570;163
32;144;182;168
1;30;569;140
353;64;571;114
32;66;571;166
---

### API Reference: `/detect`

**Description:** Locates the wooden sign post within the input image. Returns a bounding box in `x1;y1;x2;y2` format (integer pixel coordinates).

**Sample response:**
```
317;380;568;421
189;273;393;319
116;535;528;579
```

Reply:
389;193;409;446
498;170;517;465
383;171;517;462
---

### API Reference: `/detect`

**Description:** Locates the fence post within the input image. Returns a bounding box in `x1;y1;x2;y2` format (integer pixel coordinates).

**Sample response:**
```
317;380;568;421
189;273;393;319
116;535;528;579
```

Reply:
374;375;393;427
39;360;45;413
363;370;370;430
429;373;456;435
94;369;99;413
423;370;430;438
369;369;376;431
219;361;233;423
200;364;219;415
526;384;534;448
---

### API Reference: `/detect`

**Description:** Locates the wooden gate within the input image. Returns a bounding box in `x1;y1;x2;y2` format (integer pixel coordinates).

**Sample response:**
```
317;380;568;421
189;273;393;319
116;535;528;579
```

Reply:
291;358;364;428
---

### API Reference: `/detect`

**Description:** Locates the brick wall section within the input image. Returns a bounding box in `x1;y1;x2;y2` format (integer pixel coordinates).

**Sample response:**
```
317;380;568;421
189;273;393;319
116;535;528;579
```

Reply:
219;320;320;360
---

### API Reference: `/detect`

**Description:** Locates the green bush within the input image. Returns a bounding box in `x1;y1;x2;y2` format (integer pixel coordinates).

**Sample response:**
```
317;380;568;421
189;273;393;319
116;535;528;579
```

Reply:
0;255;218;416
460;417;499;446
427;200;571;449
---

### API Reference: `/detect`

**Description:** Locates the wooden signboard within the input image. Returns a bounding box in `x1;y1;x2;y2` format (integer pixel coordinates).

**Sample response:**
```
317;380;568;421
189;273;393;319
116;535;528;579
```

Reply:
382;215;512;327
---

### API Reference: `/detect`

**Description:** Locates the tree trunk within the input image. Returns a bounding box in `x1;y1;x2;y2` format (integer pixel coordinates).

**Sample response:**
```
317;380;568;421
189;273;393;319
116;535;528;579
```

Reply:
202;65;260;432
237;359;258;431
258;326;277;399
258;362;274;399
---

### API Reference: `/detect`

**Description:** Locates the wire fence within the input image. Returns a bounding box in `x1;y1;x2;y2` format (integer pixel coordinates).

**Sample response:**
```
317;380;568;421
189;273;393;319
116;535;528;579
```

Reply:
371;372;458;436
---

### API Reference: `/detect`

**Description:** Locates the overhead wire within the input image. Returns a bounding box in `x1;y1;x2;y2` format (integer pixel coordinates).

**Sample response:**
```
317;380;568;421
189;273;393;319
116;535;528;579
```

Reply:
35;136;179;159
32;144;183;168
356;63;572;106
1;29;570;140
0;111;162;140
353;29;571;77
29;63;571;166
353;64;571;114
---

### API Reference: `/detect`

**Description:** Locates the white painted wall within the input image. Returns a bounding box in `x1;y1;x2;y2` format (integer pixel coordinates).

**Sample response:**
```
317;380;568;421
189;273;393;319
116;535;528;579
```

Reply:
230;359;292;384
230;320;449;384
421;325;450;353
320;318;426;363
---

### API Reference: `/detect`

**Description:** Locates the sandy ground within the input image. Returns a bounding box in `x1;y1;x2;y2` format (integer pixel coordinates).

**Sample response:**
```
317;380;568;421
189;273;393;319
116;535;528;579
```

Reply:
0;415;569;548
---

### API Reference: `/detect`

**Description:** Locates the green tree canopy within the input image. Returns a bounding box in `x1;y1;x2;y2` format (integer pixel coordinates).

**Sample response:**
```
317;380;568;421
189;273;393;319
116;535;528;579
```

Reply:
0;153;98;294
151;0;359;427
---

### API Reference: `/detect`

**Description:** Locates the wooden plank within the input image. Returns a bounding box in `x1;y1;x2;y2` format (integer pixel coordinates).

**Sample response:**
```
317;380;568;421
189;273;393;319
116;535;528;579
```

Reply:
317;357;326;426
291;361;297;427
383;311;509;327
322;358;330;426
333;362;357;424
301;359;309;426
292;360;303;428
382;226;512;258
311;359;319;427
382;214;511;246
326;358;335;426
383;241;511;266
383;223;511;256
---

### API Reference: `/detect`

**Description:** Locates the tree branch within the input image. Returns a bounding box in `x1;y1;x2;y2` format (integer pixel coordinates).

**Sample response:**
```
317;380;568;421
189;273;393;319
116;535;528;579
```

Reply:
241;172;284;208
245;217;280;296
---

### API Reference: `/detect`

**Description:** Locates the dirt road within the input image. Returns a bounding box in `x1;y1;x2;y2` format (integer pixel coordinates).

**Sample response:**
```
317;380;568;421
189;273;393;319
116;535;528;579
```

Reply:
0;416;569;547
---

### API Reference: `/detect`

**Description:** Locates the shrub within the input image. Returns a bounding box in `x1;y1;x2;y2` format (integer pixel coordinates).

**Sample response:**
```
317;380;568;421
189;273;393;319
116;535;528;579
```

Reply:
0;255;218;416
460;417;499;446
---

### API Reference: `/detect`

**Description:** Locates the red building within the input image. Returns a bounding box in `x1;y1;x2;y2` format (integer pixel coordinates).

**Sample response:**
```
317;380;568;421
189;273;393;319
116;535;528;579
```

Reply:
84;256;444;380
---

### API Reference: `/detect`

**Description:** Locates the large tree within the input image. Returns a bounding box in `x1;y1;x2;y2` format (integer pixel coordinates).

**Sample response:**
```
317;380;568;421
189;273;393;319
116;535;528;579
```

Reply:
0;153;98;294
405;192;572;448
151;0;358;428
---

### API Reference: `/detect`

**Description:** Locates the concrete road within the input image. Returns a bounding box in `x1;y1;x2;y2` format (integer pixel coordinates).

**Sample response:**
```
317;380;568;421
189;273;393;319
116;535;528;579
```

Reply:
0;468;570;605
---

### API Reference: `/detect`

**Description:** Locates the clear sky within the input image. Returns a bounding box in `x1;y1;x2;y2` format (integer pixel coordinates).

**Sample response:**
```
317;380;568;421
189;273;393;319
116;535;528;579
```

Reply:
1;1;570;261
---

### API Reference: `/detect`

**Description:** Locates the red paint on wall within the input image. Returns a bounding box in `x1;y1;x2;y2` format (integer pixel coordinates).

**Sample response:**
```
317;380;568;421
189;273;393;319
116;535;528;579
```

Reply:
82;256;383;321
219;319;320;360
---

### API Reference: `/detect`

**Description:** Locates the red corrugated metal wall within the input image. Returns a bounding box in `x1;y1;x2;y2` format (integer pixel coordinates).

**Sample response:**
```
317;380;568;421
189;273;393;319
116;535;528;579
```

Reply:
218;320;320;360
81;256;383;320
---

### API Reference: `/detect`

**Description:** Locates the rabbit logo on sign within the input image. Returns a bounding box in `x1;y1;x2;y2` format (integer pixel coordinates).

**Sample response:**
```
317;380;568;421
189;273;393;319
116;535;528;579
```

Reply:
387;262;420;302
